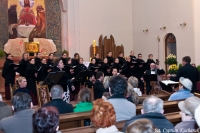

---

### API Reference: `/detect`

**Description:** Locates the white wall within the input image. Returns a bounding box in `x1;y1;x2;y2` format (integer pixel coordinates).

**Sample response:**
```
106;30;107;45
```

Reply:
132;0;195;69
66;0;133;61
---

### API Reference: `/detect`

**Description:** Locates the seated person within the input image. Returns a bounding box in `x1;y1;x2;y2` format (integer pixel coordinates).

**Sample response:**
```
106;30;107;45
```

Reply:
13;77;30;95
0;94;12;121
112;68;119;76
128;76;142;96
125;119;158;133
33;106;61;133
74;88;93;113
0;92;34;133
43;85;73;114
122;96;174;132
175;96;200;133
102;92;111;100
168;77;194;101
94;71;108;99
85;72;95;88
90;99;123;133
126;83;139;105
108;75;136;122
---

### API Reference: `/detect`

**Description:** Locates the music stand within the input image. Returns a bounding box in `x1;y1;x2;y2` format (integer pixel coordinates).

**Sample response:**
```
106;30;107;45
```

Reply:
72;70;92;83
42;71;65;86
143;74;157;81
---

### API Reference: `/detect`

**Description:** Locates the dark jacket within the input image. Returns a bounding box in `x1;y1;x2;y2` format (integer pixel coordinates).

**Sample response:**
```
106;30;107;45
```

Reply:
85;80;94;88
118;57;126;66
0;102;13;121
35;57;41;69
122;112;174;133
53;67;68;91
2;59;16;86
170;63;199;93
38;63;49;81
43;99;73;114
106;56;114;66
94;80;108;99
0;109;34;133
14;87;30;95
18;59;29;77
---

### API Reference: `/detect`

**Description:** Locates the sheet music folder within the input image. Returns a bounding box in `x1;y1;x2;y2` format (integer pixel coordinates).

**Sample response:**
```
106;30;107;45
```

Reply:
42;71;65;85
143;74;157;81
72;70;92;83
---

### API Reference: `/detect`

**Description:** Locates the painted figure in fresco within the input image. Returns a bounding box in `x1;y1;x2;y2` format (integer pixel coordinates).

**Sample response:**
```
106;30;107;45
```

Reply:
29;4;46;41
8;4;18;39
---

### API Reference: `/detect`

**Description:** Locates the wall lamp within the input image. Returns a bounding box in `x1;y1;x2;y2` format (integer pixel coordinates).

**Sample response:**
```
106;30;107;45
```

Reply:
160;25;166;30
143;28;148;32
180;22;186;27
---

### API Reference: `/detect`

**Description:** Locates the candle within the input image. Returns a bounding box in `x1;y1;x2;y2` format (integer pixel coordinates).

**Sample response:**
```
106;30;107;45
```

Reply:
93;40;96;47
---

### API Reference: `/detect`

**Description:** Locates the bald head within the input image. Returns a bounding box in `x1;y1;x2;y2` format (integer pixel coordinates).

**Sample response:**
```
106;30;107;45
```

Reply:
142;96;163;113
150;63;156;70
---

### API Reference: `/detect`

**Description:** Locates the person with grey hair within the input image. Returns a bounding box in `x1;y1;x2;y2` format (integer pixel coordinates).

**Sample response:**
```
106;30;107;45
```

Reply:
122;96;174;133
0;94;13;121
43;85;73;114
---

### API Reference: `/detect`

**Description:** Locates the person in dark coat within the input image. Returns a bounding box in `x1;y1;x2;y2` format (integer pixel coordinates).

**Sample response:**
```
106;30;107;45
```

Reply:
61;52;68;66
35;52;42;69
18;53;29;77
112;58;122;73
122;96;174;133
118;52;126;66
13;76;30;95
94;53;103;68
146;54;155;69
37;58;49;81
25;58;38;105
101;58;112;76
43;85;73;114
72;53;80;66
76;57;87;73
85;72;95;88
94;71;108;99
169;56;199;93
106;51;114;66
2;54;17;100
88;58;99;75
47;53;54;68
130;51;137;63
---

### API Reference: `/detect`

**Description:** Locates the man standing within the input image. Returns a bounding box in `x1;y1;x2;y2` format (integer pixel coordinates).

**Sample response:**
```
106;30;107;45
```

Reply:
169;56;199;93
130;51;137;63
0;92;34;133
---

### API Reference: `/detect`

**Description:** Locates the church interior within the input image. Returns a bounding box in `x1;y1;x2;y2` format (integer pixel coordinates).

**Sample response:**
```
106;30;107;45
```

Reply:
0;0;200;133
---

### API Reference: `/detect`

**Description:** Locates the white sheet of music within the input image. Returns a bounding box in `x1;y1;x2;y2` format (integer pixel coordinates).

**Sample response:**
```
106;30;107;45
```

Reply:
161;80;179;86
151;71;155;74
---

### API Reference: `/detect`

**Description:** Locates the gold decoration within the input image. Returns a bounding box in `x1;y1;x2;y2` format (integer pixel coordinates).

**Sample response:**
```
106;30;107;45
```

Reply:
25;42;39;53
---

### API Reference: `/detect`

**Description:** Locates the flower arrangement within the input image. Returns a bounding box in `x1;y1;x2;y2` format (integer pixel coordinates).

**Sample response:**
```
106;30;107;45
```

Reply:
168;64;178;74
165;54;177;65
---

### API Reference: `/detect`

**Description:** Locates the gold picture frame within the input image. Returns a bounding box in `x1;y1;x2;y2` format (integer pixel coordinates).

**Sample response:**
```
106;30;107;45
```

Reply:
25;42;39;53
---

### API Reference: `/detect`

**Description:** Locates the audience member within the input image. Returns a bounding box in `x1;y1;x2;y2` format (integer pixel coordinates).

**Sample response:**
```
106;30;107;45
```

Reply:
74;88;93;112
0;92;34;133
0;94;12;121
102;92;111;100
168;77;194;101
169;56;199;93
122;96;174;133
112;68;118;76
13;76;30;95
43;85;73;114
94;71;108;99
128;76;142;96
108;75;136;121
90;99;123;133
103;76;110;89
195;104;200;127
33;106;61;133
175;96;200;133
125;119;158;133
126;83;139;105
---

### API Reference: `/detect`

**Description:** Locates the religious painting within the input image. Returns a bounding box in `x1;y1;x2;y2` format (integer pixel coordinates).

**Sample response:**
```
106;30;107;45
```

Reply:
25;42;39;53
8;0;46;41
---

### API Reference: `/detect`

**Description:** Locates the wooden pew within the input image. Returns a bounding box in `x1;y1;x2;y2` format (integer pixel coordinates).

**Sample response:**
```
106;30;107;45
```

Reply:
59;100;180;130
60;112;181;133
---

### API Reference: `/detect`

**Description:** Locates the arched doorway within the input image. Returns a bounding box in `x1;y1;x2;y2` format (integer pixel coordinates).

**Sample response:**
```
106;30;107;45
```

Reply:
165;33;177;72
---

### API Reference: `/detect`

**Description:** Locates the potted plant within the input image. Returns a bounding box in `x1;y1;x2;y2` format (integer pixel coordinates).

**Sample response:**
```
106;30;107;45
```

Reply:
165;54;177;65
168;64;178;76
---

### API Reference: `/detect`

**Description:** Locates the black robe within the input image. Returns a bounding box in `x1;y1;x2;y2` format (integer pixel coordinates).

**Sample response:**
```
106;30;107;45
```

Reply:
35;57;41;69
38;64;49;81
106;56;114;66
118;57;126;66
101;63;112;76
18;59;29;77
72;58;79;66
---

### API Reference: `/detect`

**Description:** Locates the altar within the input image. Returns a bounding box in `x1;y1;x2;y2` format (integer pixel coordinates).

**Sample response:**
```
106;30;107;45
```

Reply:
4;38;57;56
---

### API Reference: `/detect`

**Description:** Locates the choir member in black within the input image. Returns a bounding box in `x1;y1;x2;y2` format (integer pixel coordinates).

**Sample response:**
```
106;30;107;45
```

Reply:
38;58;50;81
118;52;126;66
35;52;42;69
112;58;122;73
2;54;17;100
130;50;137;63
76;57;87;73
88;58;99;75
61;52;68;65
25;58;38;105
72;53;80;66
121;57;137;78
143;63;165;95
47;53;54;67
85;72;96;88
146;54;155;69
94;53;103;68
136;53;146;94
18;53;29;77
101;58;112;76
106;51;114;66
